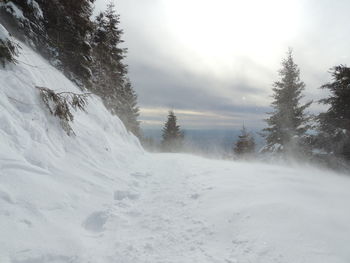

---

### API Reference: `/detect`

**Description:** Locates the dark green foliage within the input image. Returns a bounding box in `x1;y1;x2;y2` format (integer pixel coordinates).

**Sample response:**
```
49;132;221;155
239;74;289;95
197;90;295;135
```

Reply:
91;2;126;87
90;3;140;137
38;0;95;88
234;126;255;157
37;86;90;135
262;49;311;156
315;65;350;160
90;2;126;102
0;0;46;48
0;0;95;87
161;111;184;152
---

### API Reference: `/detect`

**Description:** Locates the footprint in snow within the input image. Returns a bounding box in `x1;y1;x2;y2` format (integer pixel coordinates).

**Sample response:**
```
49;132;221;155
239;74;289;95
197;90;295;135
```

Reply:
190;193;200;200
11;253;76;263
0;188;16;204
130;172;152;178
83;211;108;232
114;190;139;201
19;219;32;227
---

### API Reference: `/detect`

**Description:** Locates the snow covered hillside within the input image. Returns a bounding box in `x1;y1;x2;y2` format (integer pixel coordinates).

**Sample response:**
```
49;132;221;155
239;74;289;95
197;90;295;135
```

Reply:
1;36;350;263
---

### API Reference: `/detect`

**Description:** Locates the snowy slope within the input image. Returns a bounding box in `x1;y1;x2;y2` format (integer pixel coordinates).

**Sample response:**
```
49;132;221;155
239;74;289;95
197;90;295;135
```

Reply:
1;32;350;263
0;36;144;262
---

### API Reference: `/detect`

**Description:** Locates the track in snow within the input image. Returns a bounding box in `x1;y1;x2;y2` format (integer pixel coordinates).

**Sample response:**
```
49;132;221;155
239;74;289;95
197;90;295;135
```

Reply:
77;154;350;263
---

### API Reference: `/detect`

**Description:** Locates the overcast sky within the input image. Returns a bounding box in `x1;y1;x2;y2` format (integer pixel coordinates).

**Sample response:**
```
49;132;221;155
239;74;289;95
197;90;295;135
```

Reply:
94;0;350;130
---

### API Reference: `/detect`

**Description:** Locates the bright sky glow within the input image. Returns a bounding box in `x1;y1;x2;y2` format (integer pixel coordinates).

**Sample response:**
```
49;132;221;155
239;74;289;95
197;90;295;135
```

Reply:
165;0;303;72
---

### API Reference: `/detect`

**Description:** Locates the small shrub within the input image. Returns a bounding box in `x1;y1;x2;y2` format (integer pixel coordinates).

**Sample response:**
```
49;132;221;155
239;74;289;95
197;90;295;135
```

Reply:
36;86;90;135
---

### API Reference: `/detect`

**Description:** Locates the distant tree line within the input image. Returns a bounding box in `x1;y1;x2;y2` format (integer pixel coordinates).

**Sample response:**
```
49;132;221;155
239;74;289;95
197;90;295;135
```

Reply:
156;50;350;169
0;0;140;137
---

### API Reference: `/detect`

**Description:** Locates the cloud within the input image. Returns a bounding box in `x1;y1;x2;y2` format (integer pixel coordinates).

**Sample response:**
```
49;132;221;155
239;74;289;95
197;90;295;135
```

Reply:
94;0;350;130
129;61;269;129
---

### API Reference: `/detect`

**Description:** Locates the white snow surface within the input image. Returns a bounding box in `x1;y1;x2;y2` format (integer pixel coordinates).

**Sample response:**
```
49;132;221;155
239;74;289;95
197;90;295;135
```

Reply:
0;24;11;41
1;35;350;263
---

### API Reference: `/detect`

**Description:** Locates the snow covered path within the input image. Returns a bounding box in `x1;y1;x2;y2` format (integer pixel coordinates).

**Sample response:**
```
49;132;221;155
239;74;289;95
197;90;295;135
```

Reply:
76;153;350;263
77;153;221;262
2;148;350;263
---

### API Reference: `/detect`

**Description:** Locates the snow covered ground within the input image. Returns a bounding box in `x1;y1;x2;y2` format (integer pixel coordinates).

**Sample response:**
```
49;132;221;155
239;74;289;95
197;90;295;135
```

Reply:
1;30;350;263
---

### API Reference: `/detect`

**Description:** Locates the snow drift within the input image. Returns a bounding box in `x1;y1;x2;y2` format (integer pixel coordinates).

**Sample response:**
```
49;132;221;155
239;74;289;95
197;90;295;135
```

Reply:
0;34;144;262
1;29;350;263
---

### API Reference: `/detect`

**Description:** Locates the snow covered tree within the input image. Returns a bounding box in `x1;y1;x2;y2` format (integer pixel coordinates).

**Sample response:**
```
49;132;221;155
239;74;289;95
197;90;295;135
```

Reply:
234;125;255;157
38;0;95;88
161;111;184;152
91;2;126;95
261;49;312;156
0;0;141;137
116;79;141;137
0;0;46;50
0;0;95;88
315;65;350;160
90;3;140;137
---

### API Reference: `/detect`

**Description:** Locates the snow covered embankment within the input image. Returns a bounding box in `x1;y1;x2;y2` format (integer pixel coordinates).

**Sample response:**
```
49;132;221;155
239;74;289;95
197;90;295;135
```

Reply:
1;30;350;263
0;33;143;262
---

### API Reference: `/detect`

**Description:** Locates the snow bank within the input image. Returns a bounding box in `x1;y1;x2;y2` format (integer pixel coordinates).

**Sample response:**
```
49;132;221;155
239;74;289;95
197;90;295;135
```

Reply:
0;34;144;262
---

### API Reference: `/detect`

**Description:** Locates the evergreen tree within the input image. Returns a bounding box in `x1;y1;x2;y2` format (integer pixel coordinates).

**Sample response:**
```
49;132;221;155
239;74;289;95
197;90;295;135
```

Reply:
262;49;311;156
90;3;140;137
234;125;255;157
0;0;141;137
116;79;141;137
38;0;95;88
316;65;350;160
0;0;47;51
0;0;94;88
91;2;126;97
161;111;184;152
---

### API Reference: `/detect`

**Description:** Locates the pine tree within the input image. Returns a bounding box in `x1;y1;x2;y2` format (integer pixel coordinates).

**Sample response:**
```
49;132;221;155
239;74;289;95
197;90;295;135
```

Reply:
0;0;94;88
316;65;350;160
38;0;95;88
161;110;184;152
90;3;140;137
116;79;141;137
262;49;311;156
0;0;47;51
0;0;141;137
91;2;126;97
234;125;255;157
